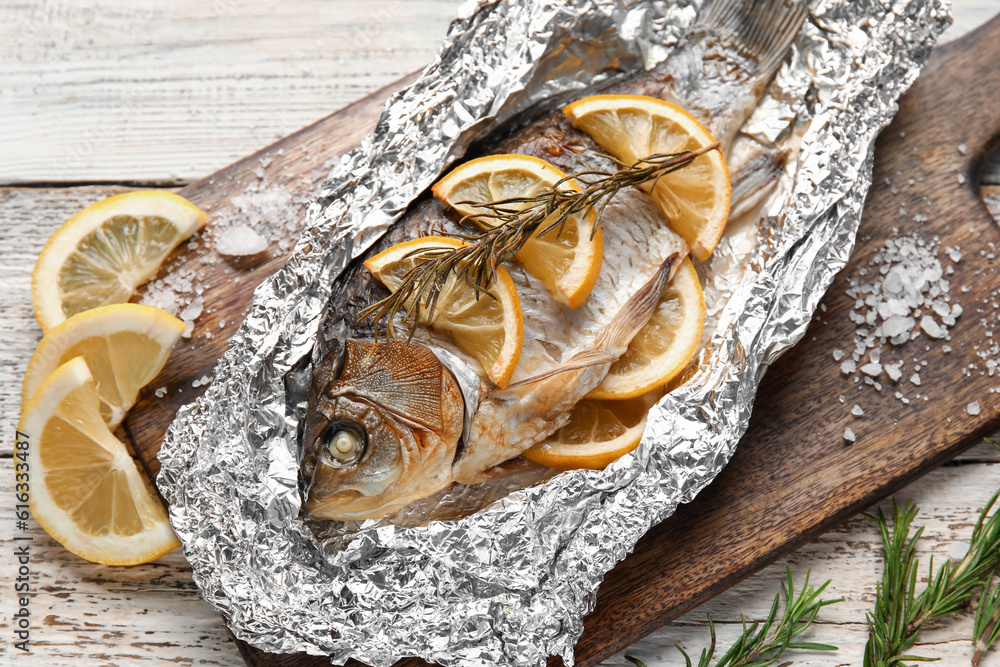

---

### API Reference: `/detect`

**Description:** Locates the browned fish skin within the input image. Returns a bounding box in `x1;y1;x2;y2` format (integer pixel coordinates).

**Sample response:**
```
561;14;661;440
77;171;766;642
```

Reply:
303;0;809;522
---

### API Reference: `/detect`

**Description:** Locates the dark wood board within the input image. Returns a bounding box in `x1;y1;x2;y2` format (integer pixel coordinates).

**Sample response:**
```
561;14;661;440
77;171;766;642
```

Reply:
124;15;1000;667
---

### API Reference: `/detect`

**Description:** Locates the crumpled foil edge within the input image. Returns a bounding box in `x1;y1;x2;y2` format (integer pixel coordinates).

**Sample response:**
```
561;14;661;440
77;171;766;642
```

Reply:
157;1;951;666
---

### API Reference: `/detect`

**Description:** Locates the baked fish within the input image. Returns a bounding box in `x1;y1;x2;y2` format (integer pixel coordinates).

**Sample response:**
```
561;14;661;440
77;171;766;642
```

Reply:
300;0;808;521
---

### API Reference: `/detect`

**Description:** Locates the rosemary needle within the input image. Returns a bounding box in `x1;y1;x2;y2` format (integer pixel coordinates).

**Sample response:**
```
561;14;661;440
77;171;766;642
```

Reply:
864;489;1000;667
358;143;719;338
973;574;1000;667
625;568;839;667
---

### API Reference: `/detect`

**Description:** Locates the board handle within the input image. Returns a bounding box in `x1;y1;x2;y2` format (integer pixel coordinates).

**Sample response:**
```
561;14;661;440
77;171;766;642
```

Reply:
914;13;1000;180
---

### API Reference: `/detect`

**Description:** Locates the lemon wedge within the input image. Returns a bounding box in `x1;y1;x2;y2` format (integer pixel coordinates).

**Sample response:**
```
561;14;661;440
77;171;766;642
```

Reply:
32;190;206;332
432;154;603;309
364;236;524;388
18;357;179;565
588;257;705;400
564;94;730;261
523;395;651;470
21;304;185;430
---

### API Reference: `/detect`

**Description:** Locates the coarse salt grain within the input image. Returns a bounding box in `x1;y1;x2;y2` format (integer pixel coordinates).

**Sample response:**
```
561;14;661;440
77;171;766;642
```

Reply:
844;427;856;443
860;362;882;376
851;404;864;416
967;401;980;416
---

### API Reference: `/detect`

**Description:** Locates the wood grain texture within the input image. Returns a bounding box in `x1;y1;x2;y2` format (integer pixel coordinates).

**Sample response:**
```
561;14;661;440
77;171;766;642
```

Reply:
0;0;459;185
565;15;1000;666
2;2;1000;666
2;0;995;187
122;72;419;478
0;455;244;665
6;454;1000;666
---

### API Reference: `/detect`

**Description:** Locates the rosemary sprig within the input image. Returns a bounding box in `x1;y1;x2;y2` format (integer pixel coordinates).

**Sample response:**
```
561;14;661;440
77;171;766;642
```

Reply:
358;143;720;338
973;575;1000;666
864;489;1000;667
625;568;839;667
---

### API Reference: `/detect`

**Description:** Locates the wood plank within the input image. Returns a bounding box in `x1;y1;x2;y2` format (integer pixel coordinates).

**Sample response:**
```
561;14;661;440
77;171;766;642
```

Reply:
0;456;243;666
10;459;1000;666
2;0;995;187
120;72;418;478
0;0;458;185
0;185;137;455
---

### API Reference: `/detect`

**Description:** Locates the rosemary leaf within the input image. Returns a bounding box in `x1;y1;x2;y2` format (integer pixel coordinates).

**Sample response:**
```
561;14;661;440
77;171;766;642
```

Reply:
864;489;1000;667
624;568;839;667
358;143;719;338
973;575;1000;666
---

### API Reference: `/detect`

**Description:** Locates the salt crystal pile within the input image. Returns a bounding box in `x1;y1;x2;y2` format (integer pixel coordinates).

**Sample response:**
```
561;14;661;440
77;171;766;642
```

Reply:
216;225;268;257
971;241;1000;388
838;232;961;407
208;184;301;255
140;176;308;341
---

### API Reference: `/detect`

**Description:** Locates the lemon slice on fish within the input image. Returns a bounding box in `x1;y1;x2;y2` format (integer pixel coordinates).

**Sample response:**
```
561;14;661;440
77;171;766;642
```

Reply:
18;357;180;565
32;190;207;332
563;94;730;261
432;154;603;309
523;395;652;470
364;236;524;388
588;258;705;400
21;304;185;430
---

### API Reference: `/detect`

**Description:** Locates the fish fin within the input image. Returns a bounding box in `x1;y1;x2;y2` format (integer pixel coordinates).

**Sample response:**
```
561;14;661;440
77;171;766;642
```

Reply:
508;349;617;388
697;0;809;83
596;253;680;354
508;254;679;388
729;148;789;220
336;339;444;431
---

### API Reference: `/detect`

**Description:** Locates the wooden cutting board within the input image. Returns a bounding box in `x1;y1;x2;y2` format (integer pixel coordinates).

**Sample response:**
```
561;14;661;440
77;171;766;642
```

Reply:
124;14;1000;667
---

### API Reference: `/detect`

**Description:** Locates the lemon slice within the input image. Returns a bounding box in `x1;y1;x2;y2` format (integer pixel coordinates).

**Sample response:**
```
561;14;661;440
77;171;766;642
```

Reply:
432;154;603;309
523;395;651;470
588;258;705;400
18;357;180;565
364;236;524;388
563;94;730;261
22;304;185;430
32;190;207;332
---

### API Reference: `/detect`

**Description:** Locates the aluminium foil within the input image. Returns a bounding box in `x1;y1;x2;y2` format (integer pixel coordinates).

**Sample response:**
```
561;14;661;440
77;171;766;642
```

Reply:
157;1;951;665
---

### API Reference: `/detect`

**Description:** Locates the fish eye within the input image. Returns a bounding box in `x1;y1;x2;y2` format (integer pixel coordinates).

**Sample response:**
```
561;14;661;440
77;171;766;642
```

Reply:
320;421;367;466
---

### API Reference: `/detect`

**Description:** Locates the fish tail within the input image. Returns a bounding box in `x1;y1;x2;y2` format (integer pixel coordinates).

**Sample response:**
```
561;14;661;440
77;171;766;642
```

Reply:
697;0;810;83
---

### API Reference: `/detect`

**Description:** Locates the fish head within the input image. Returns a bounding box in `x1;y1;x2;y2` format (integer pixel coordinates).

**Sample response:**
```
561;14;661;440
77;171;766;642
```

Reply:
301;338;464;521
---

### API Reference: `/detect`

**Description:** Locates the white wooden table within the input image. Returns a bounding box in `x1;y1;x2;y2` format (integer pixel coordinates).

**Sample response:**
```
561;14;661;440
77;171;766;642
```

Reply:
2;2;1000;665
